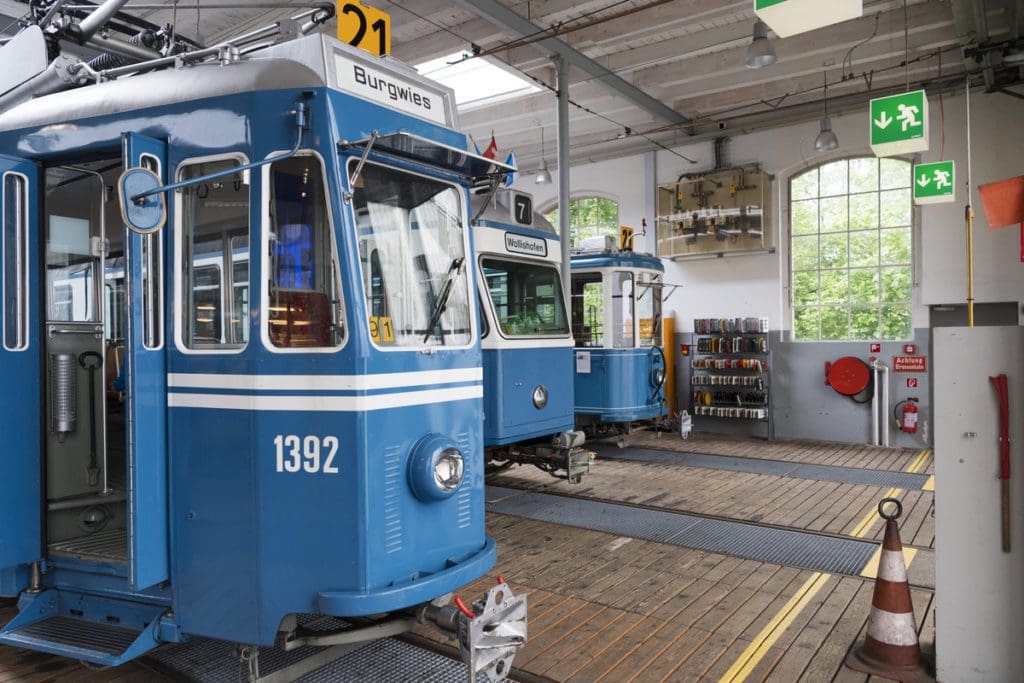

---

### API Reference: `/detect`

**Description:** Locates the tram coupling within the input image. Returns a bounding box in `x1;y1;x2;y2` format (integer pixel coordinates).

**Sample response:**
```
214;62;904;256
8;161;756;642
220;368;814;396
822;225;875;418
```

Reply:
417;579;528;682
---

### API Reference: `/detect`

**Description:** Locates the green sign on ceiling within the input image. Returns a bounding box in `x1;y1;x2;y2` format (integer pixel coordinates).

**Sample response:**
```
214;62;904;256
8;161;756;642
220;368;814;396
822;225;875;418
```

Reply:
913;161;956;205
870;90;929;156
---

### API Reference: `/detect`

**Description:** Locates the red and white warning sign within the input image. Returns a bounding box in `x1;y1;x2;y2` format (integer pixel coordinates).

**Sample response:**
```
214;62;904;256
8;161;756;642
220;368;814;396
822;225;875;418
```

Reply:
870;343;881;353
893;356;927;372
903;344;917;355
907;378;919;389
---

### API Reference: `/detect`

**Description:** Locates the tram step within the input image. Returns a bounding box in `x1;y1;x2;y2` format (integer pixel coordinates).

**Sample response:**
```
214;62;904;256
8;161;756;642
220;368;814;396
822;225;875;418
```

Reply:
0;589;165;666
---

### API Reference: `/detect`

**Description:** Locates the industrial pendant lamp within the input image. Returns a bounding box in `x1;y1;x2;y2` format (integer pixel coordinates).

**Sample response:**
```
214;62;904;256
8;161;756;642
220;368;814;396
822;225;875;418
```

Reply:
535;127;552;185
744;20;777;69
814;72;840;152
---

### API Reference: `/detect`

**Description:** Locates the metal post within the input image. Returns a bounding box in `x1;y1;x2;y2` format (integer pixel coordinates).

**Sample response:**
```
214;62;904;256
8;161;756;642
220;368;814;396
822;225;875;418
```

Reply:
871;361;880;446
965;75;975;327
556;56;571;313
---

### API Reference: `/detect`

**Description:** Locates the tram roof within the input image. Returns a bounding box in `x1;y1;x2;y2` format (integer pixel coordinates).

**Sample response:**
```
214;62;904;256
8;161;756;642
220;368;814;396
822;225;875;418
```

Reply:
0;34;458;134
570;252;664;272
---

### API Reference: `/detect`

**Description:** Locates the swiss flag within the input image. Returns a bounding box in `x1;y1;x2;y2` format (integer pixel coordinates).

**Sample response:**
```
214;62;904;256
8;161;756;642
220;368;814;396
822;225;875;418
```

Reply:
482;134;498;160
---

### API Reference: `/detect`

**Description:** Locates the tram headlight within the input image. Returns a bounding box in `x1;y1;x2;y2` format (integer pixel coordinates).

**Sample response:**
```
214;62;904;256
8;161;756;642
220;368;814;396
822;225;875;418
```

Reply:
653;367;666;388
532;385;549;409
408;434;465;501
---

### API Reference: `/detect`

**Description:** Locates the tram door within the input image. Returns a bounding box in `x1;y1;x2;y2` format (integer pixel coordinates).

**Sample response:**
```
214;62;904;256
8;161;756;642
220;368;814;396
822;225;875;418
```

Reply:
122;134;169;591
0;154;42;580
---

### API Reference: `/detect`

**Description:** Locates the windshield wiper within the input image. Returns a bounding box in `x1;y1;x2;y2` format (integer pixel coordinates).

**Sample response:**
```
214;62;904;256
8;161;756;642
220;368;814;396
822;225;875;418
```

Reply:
423;257;466;343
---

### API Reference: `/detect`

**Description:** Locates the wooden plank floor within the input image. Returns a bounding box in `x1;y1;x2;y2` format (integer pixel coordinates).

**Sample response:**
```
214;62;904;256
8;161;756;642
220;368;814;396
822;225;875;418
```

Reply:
1;436;934;682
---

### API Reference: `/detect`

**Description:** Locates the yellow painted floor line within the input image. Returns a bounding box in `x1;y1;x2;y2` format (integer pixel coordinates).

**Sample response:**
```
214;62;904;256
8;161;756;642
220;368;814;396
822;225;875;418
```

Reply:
717;448;934;682
718;572;832;683
923;474;935;492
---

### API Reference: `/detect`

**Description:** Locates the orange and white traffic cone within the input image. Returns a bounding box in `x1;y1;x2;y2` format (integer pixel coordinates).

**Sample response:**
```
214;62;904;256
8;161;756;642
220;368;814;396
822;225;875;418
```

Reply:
846;497;934;683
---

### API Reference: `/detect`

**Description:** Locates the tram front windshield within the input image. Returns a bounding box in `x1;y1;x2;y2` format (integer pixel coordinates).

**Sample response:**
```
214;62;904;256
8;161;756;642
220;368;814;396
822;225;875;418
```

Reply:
482;258;568;337
637;271;663;348
353;163;471;346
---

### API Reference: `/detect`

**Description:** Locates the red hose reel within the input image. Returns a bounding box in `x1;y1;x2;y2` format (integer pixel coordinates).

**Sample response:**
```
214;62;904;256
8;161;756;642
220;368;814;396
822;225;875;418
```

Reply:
825;357;872;397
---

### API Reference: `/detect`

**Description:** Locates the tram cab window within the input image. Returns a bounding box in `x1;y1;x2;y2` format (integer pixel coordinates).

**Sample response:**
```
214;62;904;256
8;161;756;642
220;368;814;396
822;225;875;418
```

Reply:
266;155;343;348
179;158;250;350
351;163;471;347
636;272;663;348
482;258;568;337
571;273;603;348
45;168;104;323
612;271;634;349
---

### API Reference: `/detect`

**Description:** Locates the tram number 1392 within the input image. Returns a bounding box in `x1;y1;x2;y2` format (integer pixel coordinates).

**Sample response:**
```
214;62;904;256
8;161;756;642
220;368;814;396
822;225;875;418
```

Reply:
274;435;341;474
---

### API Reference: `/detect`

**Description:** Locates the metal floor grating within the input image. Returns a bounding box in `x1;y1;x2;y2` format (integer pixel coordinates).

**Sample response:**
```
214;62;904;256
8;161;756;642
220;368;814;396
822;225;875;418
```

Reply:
48;529;128;562
486;486;879;576
592;444;929;490
13;616;139;655
148;617;468;683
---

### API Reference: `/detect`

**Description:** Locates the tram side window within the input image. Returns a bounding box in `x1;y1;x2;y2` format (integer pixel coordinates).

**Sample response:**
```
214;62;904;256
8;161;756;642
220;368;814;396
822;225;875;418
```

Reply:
612;271;634;349
571;274;603;348
636;272;663;348
3;174;28;350
482;258;569;337
180;159;250;349
267;155;343;348
140;154;163;350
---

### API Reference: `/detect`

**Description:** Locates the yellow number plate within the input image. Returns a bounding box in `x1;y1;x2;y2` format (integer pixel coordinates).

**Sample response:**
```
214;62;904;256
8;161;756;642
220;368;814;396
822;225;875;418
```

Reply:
337;1;391;57
370;316;395;344
619;225;635;252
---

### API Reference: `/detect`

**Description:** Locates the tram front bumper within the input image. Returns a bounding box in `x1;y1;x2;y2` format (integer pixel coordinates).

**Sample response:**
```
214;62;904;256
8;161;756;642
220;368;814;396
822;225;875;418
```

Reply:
316;537;497;617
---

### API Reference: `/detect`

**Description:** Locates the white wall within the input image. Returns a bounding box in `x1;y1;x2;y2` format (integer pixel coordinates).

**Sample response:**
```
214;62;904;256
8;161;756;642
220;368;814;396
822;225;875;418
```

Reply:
532;90;1024;332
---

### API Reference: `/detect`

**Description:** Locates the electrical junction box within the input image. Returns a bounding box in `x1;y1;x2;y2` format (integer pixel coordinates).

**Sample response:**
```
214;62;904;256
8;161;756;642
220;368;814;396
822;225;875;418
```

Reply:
754;0;862;38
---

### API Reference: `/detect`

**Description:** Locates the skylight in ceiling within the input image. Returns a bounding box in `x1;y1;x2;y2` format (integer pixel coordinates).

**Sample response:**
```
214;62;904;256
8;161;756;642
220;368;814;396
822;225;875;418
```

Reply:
416;51;540;110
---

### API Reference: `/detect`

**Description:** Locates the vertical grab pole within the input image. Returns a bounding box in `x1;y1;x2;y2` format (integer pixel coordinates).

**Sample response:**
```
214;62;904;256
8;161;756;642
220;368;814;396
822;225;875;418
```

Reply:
965;75;975;327
556;55;571;316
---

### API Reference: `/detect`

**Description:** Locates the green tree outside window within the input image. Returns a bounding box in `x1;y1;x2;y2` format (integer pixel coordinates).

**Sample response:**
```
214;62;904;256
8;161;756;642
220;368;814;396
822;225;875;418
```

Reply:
546;196;619;248
790;158;913;341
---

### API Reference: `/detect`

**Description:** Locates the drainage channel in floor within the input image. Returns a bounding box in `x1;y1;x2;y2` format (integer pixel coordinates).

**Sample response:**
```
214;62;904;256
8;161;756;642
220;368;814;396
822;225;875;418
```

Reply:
486;486;879;578
590;444;929;490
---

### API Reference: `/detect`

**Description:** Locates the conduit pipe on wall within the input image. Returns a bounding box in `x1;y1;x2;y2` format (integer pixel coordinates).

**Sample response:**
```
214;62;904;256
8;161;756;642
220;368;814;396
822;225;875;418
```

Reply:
870;360;892;447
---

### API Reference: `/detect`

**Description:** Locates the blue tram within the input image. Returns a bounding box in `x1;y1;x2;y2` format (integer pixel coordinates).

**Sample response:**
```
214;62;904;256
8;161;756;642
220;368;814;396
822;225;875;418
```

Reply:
0;4;524;679
472;190;590;483
571;249;667;438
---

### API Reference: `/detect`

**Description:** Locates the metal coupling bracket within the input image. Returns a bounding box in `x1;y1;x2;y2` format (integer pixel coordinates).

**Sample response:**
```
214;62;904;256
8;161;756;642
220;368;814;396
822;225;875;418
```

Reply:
459;582;527;683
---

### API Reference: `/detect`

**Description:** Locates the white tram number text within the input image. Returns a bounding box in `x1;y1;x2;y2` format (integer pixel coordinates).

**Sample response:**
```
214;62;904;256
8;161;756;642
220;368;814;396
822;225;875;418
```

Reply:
274;435;340;474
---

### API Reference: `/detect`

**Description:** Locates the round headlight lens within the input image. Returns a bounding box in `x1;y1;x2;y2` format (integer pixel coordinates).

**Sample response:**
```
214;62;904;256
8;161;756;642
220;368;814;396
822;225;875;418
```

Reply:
433;448;464;492
532;385;549;409
654;368;666;386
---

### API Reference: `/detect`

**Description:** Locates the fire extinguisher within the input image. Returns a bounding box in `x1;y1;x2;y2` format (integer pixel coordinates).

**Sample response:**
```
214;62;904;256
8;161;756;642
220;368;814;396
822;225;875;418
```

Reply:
894;397;919;433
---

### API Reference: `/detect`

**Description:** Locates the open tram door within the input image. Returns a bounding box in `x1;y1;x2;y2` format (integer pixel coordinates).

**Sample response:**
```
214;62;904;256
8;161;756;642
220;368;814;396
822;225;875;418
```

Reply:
0;154;42;586
121;133;170;592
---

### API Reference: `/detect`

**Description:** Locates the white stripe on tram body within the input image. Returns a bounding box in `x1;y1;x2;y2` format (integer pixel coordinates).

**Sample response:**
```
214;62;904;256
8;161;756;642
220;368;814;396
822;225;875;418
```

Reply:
168;385;485;412
168;368;483;392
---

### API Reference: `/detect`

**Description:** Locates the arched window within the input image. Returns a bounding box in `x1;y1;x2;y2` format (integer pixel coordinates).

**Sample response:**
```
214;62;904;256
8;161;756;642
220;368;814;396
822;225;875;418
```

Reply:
790;157;913;341
545;196;619;248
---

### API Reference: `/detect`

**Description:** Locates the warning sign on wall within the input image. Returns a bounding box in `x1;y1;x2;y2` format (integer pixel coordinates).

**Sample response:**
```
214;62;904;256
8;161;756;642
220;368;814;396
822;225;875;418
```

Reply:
893;356;927;372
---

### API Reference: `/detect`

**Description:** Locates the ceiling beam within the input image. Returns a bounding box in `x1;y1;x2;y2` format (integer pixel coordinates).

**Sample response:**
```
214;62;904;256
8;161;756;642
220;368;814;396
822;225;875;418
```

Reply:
451;0;689;126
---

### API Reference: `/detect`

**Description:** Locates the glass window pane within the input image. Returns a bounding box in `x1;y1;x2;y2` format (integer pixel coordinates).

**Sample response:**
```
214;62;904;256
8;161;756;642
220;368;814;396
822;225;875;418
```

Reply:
881;189;912;227
849;268;880;304
851;306;881;340
881;227;912;265
3;174;27;350
819;160;848;197
791;169;818;200
792;271;819;306
354;163;470;347
45;168;103;323
612;271;634;348
571;273;603;347
636;272;662;348
849;193;879;230
794;306;820;340
849;158;879;193
267;156;344;348
881;266;912;303
792;235;819;271
791;199;818;235
820;269;848;305
180;158;251;349
821;306;849;340
820;233;848;269
819;196;848;233
482;258;569;337
849;230;880;267
882;303;912;339
880;158;911;189
140;155;163;350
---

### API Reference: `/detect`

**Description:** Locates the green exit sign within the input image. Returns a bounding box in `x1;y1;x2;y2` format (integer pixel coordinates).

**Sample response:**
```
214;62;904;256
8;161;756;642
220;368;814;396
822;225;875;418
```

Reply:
870;90;929;156
754;0;862;37
913;161;956;205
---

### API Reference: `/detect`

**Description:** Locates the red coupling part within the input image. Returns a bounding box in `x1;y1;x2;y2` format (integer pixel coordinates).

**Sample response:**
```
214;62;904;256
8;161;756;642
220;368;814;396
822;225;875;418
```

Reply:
453;596;476;619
